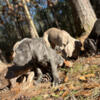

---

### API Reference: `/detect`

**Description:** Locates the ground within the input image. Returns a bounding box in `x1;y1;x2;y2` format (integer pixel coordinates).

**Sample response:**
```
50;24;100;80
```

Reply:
0;55;100;100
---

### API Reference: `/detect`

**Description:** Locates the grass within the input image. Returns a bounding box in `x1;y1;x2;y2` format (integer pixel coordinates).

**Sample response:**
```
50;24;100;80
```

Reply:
55;62;100;100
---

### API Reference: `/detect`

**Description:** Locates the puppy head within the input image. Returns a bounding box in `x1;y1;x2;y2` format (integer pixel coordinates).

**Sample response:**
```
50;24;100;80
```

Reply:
13;38;32;66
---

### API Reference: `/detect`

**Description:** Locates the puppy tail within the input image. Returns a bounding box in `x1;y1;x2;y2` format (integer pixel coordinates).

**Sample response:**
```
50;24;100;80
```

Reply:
43;31;51;47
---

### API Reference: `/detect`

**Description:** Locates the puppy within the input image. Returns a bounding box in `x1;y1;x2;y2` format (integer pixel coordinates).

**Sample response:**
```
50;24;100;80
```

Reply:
43;27;82;59
13;38;64;86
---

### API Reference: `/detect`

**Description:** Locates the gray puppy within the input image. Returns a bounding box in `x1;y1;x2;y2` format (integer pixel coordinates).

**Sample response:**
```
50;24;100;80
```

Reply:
13;38;64;85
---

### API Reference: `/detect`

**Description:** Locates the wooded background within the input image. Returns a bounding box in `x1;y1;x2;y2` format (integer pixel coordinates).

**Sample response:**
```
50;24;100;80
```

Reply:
0;0;99;62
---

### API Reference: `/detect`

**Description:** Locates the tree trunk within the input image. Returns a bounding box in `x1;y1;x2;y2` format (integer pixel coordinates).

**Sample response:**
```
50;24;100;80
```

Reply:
22;0;39;38
70;0;97;35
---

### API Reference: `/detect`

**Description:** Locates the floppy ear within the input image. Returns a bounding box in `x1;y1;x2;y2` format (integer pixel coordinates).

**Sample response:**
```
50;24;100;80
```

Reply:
13;41;21;58
64;43;75;57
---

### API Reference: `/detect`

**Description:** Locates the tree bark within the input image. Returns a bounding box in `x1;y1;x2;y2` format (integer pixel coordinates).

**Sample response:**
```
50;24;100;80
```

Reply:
22;0;39;38
70;0;97;35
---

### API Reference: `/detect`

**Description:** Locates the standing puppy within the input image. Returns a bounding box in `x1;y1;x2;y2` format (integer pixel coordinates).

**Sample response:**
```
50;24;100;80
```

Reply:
43;28;82;59
13;38;64;86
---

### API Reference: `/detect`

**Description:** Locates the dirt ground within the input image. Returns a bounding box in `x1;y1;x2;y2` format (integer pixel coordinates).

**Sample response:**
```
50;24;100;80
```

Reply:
0;55;100;100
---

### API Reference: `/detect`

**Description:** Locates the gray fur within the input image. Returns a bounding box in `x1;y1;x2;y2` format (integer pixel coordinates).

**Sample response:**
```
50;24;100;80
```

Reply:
13;38;64;85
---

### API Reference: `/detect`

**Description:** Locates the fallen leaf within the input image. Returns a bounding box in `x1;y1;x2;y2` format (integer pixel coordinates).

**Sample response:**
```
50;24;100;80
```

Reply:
62;90;69;98
59;85;65;91
64;60;73;67
75;90;92;97
97;96;100;100
83;83;100;89
78;76;86;81
85;74;95;78
68;84;75;90
64;76;69;82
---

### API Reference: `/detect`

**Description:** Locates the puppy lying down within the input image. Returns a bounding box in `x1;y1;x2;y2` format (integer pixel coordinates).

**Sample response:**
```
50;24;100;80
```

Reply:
13;38;67;86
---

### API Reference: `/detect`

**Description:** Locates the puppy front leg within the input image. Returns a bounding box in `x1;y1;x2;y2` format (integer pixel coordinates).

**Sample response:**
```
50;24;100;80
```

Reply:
50;59;60;86
36;68;43;83
34;67;43;85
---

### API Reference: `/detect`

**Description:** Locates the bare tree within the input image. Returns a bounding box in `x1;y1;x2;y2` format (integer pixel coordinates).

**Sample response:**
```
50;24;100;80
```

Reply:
22;0;39;38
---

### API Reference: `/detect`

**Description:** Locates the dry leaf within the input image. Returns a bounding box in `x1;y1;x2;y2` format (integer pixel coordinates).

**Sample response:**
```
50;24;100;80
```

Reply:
64;60;73;67
78;76;86;81
97;96;100;100
83;83;100;89
59;85;65;91
64;76;69;82
75;90;92;97
68;84;75;90
62;90;69;98
85;74;95;78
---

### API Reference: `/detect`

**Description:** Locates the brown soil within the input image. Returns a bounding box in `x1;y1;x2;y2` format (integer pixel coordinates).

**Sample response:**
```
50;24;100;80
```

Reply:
0;55;100;100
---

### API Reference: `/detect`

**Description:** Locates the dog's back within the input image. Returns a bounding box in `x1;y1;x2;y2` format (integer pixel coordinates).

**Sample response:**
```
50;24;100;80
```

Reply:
43;28;71;48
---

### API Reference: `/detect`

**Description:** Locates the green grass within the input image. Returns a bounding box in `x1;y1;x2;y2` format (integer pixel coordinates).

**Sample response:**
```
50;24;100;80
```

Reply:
31;96;43;100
